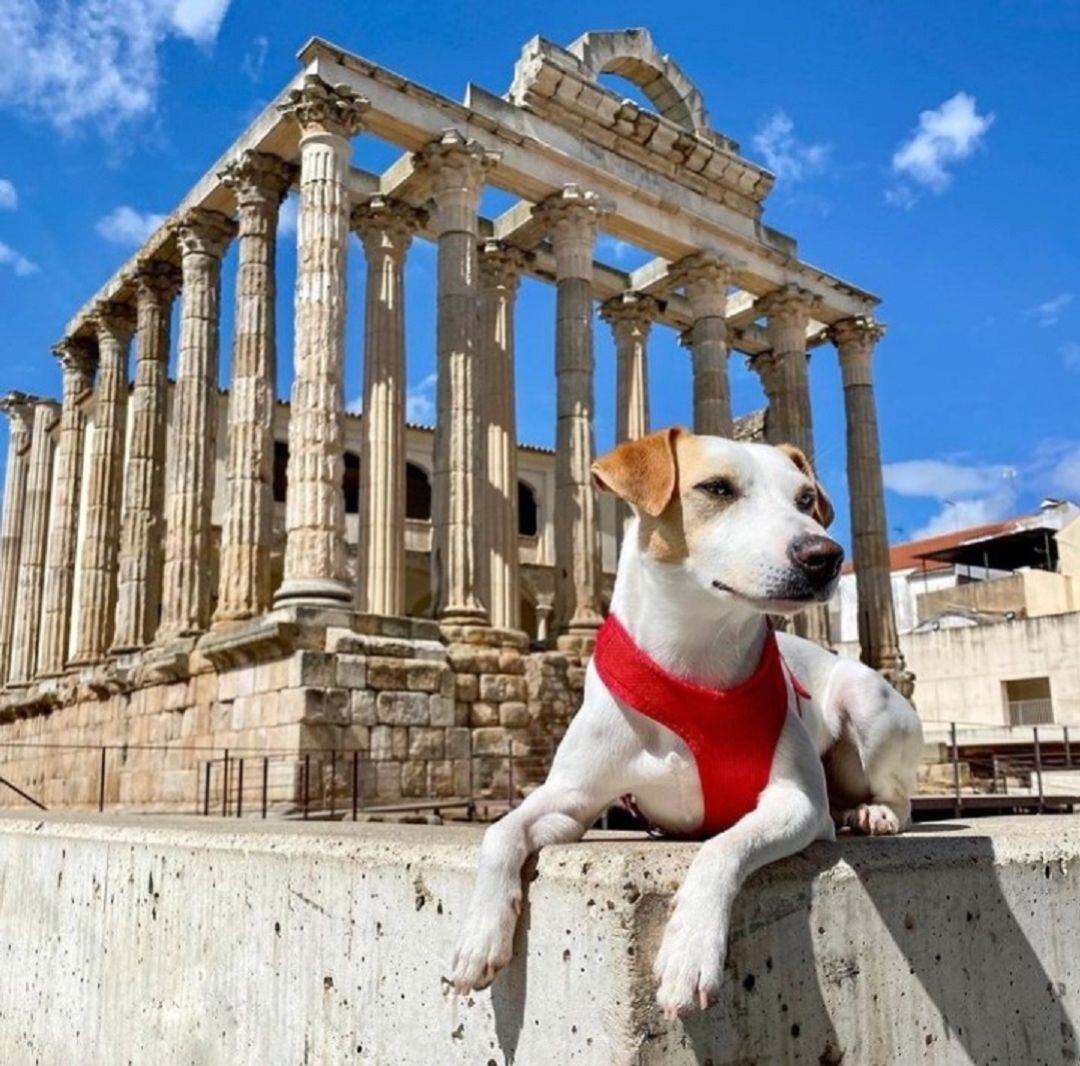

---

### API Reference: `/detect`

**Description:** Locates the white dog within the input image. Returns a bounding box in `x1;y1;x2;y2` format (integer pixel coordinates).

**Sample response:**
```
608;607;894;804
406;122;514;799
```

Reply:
452;428;923;1018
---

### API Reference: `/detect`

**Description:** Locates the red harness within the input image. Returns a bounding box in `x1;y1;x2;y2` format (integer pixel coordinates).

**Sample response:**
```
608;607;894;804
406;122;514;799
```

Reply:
593;614;808;838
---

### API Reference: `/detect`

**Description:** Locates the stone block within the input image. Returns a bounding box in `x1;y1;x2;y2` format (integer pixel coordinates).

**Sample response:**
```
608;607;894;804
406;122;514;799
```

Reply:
469;702;499;728
455;675;479;702
350;690;376;726
407;728;444;760
335;654;367;690
401;760;427;798
472;727;510;757
428;695;456;728
376;692;430;726
405;663;443;693
368;658;408;690
374;761;401;800
445;728;471;761
499;701;530;728
479;675;527;703
428;760;455;798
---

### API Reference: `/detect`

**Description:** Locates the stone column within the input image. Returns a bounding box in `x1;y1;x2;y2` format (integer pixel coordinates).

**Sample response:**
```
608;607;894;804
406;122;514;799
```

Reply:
38;341;94;674
479;240;529;631
420;131;495;625
351;197;424;618
8;400;60;684
832;316;912;695
71;304;134;664
534;186;605;638
212;152;293;627
110;261;180;654
157;210;235;643
755;285;820;459
670;253;733;437
0;395;34;681
273;74;368;609
600;291;657;542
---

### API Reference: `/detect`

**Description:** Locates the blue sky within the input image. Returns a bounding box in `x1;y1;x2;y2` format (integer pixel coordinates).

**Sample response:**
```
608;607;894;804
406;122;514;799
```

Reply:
0;0;1077;553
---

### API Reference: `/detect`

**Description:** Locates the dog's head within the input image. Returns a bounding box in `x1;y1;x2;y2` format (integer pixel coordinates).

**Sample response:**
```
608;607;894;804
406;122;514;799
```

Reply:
592;427;843;615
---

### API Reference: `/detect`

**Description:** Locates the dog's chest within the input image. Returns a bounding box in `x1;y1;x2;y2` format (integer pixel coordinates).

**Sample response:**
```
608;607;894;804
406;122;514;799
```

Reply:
625;719;705;833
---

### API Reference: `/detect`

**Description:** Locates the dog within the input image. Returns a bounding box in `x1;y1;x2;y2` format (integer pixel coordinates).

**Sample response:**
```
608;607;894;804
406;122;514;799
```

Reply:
452;427;923;1018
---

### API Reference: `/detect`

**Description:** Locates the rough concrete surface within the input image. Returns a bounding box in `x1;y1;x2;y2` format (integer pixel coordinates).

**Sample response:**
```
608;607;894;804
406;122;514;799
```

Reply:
0;813;1077;1065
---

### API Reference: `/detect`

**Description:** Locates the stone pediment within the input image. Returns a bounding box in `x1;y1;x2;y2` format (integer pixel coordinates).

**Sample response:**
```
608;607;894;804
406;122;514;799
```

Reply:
508;29;774;217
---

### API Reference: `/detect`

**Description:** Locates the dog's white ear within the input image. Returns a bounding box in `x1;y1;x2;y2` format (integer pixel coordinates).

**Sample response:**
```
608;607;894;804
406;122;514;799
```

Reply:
776;443;835;528
592;427;685;517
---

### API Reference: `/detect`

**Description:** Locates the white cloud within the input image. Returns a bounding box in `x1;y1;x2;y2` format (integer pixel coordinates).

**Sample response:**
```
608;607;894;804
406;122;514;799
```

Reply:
911;493;1016;540
0;240;38;276
277;195;297;238
241;33;269;83
0;0;232;135
1050;447;1080;497
406;373;437;424
884;458;1010;500
752;111;830;184
169;0;230;45
0;179;16;209
1063;341;1080;372
887;92;993;206
597;234;632;264
95;205;167;246
1026;292;1074;328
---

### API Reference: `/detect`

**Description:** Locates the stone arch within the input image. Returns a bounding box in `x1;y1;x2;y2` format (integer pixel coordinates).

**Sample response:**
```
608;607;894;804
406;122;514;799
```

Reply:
567;29;710;135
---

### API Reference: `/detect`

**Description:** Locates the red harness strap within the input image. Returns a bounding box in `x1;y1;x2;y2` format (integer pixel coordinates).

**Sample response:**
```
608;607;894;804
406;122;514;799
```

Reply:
594;614;796;837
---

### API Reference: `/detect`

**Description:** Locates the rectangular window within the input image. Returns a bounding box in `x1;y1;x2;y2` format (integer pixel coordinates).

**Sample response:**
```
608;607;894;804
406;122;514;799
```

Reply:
1003;677;1054;726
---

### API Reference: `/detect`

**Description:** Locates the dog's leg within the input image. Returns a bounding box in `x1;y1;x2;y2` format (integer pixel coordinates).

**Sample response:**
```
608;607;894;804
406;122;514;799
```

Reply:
452;781;608;993
654;778;831;1019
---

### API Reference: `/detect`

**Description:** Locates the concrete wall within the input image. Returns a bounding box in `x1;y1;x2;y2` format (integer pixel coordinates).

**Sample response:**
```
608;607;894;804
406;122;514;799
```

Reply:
840;611;1080;725
0;814;1077;1065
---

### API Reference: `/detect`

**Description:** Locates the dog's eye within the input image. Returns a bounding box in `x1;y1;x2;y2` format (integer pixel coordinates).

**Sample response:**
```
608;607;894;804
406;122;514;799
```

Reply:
697;478;737;500
796;489;817;513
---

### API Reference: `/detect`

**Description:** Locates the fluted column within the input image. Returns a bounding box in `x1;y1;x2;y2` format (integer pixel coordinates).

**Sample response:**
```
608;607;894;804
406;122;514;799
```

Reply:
110;261;180;653
420;131;495;625
479;240;528;631
0;395;34;681
670;253;733;436
274;74;368;609
8;400;60;684
213;151;293;627
755;285;820;459
38;341;94;674
157;210;235;642
601;291;657;543
351;196;424;618
71;305;134;663
534;186;605;637
832;316;912;695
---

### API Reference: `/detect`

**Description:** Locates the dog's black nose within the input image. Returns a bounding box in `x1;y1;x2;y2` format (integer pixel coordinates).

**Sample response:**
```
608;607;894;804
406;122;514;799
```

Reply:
788;534;844;585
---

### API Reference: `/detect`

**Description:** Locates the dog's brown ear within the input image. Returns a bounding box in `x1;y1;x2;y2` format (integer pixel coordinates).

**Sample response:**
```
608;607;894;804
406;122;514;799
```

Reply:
592;427;686;517
777;443;835;528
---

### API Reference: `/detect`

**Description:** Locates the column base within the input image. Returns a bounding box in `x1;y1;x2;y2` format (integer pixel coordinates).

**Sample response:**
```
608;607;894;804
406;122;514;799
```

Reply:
273;577;353;610
437;604;490;628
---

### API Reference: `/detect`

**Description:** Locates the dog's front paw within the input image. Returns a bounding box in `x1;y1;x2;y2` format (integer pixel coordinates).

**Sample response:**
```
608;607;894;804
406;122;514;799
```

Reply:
840;803;900;836
653;889;727;1019
451;894;520;994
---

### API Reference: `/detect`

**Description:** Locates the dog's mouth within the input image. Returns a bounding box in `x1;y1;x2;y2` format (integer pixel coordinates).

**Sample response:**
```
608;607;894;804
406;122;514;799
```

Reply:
711;578;833;610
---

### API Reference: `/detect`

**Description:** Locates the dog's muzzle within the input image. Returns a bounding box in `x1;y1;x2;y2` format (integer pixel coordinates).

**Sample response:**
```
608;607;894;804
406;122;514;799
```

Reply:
786;534;844;595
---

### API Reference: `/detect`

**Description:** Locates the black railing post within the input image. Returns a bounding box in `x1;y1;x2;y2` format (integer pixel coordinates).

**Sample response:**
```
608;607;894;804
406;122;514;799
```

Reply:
950;722;962;818
262;757;269;820
98;746;106;813
236;758;244;819
330;750;337;820
352;750;359;822
303;753;310;820
222;749;230;818
1034;726;1044;814
203;761;211;816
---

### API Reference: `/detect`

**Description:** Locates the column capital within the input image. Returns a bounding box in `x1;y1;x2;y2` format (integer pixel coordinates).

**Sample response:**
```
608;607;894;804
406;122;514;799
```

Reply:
350;196;426;259
830;314;887;355
30;397;62;433
133;257;182;304
667;251;736;320
478;239;530;290
755;284;822;330
51;337;96;380
599;291;660;331
533;185;608;279
277;73;369;138
92;299;136;344
0;391;35;450
177;207;236;260
219;149;295;209
415;130;499;196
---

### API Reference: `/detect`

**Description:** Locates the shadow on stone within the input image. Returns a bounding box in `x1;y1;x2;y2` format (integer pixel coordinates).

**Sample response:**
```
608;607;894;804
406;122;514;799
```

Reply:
491;886;532;1062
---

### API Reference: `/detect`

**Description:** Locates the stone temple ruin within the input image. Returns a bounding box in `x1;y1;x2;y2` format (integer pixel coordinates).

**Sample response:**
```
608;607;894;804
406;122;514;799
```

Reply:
0;29;909;810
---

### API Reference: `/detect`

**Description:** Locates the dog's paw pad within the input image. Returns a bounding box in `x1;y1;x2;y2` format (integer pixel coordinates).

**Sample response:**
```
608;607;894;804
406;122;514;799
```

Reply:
841;803;900;836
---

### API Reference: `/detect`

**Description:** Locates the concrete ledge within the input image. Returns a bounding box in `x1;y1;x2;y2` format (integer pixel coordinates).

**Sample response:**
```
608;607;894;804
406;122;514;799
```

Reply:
0;814;1077;1064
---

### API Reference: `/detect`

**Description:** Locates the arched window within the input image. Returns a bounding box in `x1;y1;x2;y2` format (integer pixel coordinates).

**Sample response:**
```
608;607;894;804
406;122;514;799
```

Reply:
343;451;360;514
518;480;540;537
272;441;289;503
406;462;432;521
